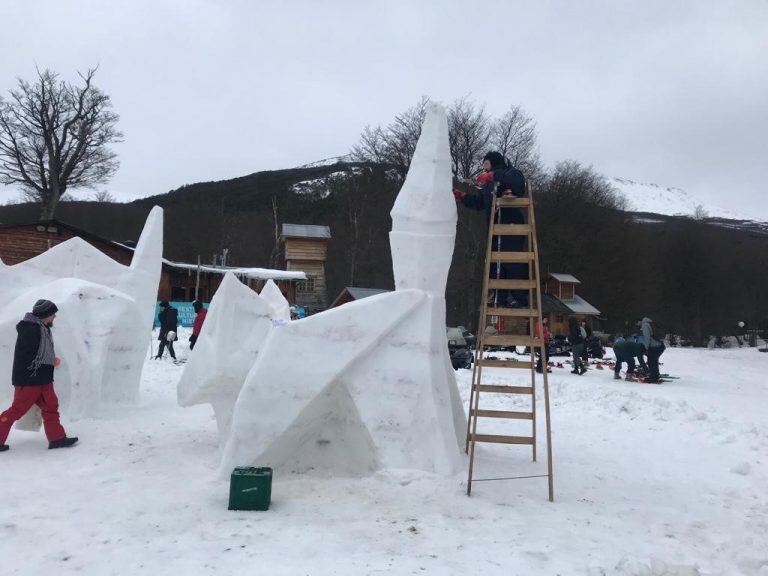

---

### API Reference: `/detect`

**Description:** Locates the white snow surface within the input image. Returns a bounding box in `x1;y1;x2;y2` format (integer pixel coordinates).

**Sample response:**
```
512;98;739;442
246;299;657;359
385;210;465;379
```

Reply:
1;344;766;575
259;278;290;322
0;207;163;419
609;177;768;222
176;272;276;438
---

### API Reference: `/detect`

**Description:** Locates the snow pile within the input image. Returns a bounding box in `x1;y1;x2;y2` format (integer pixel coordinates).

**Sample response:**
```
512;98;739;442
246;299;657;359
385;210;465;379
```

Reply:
0;207;163;419
610;177;767;222
177;272;275;437
217;103;466;477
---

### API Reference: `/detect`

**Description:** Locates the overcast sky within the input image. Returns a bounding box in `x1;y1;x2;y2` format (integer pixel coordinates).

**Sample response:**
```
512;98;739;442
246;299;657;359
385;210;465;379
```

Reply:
1;0;766;214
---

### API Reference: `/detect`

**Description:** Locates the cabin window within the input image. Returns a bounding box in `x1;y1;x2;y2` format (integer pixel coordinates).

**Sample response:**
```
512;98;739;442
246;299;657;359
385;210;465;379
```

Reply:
297;276;315;293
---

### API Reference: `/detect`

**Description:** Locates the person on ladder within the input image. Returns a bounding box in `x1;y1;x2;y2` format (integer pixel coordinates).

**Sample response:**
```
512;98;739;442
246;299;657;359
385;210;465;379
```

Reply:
453;151;529;308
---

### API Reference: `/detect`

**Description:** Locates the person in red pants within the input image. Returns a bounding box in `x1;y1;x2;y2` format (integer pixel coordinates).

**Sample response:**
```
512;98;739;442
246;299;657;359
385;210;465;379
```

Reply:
0;299;78;452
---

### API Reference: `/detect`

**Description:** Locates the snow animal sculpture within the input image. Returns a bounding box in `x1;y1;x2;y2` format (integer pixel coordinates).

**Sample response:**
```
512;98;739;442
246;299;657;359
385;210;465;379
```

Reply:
0;207;163;419
260;279;290;323
177;272;278;437
220;103;466;477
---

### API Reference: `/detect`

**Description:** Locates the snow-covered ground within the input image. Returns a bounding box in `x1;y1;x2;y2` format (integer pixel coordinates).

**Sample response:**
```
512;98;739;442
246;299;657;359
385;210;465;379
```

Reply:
609;178;768;222
2;330;766;576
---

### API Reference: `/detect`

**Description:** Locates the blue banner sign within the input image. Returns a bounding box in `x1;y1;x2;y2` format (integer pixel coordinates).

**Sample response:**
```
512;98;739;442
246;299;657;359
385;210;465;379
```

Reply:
154;301;209;328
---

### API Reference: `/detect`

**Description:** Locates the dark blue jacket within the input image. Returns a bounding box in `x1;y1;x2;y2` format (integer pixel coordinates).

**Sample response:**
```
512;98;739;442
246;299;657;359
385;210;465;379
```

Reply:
461;167;527;227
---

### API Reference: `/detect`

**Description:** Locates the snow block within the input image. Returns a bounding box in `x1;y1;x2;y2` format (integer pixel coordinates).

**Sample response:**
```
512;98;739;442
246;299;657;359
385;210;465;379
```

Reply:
220;290;466;477
177;272;276;438
0;207;163;418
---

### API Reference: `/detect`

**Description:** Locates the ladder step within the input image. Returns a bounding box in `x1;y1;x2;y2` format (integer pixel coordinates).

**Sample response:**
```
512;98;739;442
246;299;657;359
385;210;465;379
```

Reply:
488;279;537;290
478;359;533;369
489;251;535;262
492;224;531;236
470;434;535;445
484;334;544;347
470;409;534;420
485;307;540;317
496;197;530;207
474;384;533;395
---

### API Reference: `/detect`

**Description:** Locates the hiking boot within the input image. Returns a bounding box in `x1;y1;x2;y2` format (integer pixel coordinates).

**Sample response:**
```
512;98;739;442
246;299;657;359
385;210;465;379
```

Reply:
0;444;8;452
49;437;79;449
613;372;621;380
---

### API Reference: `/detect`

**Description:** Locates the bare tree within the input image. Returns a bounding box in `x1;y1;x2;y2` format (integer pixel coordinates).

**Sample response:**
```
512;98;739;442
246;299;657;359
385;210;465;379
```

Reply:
0;67;122;220
490;105;543;181
447;96;490;179
351;96;430;178
352;96;542;182
93;189;116;202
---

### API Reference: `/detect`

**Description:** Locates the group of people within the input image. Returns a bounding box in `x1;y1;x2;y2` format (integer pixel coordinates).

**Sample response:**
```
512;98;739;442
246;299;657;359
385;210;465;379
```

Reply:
154;299;208;360
456;150;668;384
612;317;666;383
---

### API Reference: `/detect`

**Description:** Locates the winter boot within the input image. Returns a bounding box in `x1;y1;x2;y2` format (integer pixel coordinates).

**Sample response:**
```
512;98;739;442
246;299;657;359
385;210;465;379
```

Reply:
49;437;79;449
570;369;579;374
613;372;621;380
579;366;587;375
0;444;9;452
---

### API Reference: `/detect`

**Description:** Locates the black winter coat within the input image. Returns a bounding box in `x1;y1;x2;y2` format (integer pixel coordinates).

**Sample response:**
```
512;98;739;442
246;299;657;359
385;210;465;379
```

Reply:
568;319;585;346
12;320;55;386
158;307;178;340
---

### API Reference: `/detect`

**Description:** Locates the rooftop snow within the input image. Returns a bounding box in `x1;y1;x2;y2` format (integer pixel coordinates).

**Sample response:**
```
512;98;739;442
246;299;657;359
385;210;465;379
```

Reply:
281;224;331;239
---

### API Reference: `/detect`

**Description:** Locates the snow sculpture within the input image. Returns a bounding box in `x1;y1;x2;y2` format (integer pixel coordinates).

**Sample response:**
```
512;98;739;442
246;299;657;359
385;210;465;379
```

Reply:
220;103;466;476
0;207;163;419
177;272;276;437
259;279;290;322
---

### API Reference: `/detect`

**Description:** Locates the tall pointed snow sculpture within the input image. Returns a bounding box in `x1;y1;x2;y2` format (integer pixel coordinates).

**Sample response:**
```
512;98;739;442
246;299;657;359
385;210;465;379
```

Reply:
177;272;277;438
220;103;466;478
0;207;163;418
390;102;457;296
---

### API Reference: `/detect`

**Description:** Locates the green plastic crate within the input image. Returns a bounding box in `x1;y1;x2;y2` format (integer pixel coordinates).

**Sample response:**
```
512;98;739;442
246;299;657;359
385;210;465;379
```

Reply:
228;467;272;511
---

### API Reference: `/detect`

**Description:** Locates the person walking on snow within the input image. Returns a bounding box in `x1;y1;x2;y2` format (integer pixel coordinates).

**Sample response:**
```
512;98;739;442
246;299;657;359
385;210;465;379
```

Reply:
568;317;587;375
189;300;207;351
0;300;78;452
640;317;665;383
155;301;178;360
453;151;529;308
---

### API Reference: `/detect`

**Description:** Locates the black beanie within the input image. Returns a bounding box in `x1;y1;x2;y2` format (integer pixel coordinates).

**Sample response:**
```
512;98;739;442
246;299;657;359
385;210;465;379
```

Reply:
483;151;507;170
160;300;170;308
192;300;203;312
32;299;58;318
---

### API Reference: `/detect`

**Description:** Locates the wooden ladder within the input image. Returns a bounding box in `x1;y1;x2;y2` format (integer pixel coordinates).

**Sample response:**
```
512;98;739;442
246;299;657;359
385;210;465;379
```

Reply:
465;191;554;501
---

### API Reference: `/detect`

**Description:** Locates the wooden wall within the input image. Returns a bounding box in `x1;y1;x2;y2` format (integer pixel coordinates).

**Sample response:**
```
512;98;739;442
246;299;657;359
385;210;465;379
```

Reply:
0;224;132;266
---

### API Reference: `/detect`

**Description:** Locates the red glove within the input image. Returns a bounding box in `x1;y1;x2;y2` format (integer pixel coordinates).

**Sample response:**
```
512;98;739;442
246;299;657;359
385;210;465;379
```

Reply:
476;171;494;185
453;189;466;203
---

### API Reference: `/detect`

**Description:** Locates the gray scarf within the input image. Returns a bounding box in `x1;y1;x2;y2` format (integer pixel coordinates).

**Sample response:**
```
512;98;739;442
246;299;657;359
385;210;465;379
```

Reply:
23;312;55;375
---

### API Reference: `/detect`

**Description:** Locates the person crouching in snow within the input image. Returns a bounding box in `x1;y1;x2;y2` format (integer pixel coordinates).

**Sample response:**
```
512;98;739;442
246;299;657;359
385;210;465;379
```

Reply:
189;300;207;350
0;300;78;452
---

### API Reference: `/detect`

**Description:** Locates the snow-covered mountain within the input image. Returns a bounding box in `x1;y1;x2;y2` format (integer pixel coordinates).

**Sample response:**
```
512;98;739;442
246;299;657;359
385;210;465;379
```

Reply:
609;177;767;222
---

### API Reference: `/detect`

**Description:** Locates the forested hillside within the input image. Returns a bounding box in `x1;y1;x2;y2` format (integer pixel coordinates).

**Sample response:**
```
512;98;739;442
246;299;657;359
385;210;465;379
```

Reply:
1;160;766;342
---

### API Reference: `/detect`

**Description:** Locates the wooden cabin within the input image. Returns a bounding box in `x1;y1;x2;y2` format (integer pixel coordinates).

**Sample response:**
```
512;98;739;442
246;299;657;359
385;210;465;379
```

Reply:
541;273;601;335
329;287;390;308
280;223;331;314
0;219;304;304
